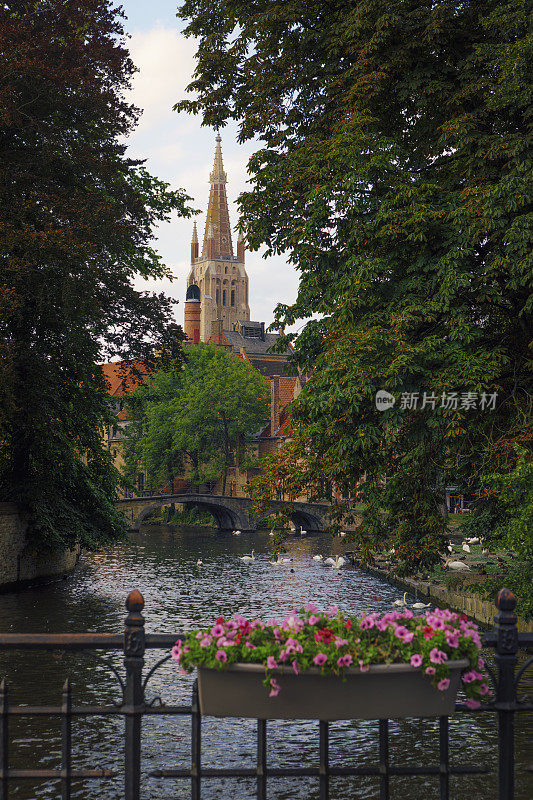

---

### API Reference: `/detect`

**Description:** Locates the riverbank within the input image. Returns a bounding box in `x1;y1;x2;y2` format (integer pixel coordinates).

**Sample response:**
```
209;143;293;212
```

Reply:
355;559;533;633
0;503;80;591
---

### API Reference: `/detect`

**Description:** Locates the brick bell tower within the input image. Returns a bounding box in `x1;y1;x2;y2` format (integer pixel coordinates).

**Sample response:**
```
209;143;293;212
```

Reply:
185;134;250;342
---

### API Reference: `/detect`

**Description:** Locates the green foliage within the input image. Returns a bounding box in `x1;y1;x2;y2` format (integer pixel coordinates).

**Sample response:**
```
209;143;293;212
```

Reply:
178;0;532;578
462;448;533;618
0;1;194;549
124;344;270;494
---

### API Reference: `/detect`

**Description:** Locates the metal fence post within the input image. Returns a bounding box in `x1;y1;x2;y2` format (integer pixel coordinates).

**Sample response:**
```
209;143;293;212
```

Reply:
124;590;146;800
494;588;518;800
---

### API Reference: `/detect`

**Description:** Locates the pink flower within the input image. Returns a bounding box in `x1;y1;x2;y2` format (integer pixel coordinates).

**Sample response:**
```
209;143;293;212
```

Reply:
308;614;320;625
278;649;287;662
410;654;423;668
244;641;256;649
462;670;476;684
305;603;318;612
479;683;490;696
425;666;436;676
200;636;212;648
465;698;481;710
285;637;303;654
266;656;278;669
437;678;450;691
211;624;224;637
313;653;327;666
394;625;414;643
225;620;238;631
335;637;349;648
329;604;339;616
478;657;485;669
429;648;447;665
215;650;227;663
358;660;369;673
337;654;353;668
269;678;281;698
292;660;299;675
171;644;182;662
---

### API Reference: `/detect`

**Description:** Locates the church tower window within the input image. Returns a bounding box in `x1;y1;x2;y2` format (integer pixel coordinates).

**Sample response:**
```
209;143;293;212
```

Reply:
231;290;235;306
216;288;219;304
223;290;226;306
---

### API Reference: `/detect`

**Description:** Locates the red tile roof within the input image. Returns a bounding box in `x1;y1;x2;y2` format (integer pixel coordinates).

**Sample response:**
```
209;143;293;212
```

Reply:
101;360;149;397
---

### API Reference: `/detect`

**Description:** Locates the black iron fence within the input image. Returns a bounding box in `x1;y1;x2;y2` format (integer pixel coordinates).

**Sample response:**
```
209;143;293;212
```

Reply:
0;589;531;800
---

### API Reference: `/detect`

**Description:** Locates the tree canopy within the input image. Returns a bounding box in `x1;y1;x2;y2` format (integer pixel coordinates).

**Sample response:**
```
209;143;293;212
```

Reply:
0;0;193;549
177;0;532;604
124;344;270;496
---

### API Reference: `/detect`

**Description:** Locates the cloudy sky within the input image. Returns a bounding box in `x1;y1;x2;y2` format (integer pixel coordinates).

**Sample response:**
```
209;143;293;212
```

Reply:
120;0;300;331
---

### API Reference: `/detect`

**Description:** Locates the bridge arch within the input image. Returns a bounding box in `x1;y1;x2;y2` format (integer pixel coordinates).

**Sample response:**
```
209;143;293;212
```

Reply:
132;495;248;531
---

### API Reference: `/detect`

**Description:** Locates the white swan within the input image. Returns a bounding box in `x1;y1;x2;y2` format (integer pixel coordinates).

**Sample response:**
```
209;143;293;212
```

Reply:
300;528;307;536
312;555;323;561
238;550;255;563
412;601;431;609
447;544;454;553
462;543;471;553
393;592;408;607
269;555;291;565
196;559;203;566
232;529;241;536
467;537;480;544
340;531;347;537
324;555;346;569
446;560;471;571
269;530;275;537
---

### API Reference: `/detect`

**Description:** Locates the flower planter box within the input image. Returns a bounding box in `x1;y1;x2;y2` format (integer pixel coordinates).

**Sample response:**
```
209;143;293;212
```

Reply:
197;659;469;720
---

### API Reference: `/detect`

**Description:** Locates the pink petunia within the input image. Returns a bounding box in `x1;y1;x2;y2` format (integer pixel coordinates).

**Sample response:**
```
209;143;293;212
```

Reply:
200;636;212;648
437;678;450;691
292;660;300;675
410;654;423;668
266;656;278;670
358;660;369;673
308;614;320;625
479;683;490;696
215;649;227;663
313;653;327;666
211;624;224;638
465;698;481;710
425;666;436;676
269;678;281;698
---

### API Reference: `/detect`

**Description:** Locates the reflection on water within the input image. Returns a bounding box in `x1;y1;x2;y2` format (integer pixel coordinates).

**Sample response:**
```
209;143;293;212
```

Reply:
0;525;531;799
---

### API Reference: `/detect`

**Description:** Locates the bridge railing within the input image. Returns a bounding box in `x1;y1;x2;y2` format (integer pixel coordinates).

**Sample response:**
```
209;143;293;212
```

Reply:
0;589;531;799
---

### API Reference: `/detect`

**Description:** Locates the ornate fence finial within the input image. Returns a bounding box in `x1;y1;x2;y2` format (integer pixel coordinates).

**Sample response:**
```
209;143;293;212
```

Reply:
126;590;144;613
496;588;516;612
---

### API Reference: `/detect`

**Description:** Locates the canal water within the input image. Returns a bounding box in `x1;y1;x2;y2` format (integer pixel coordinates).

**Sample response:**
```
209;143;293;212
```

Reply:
0;525;531;800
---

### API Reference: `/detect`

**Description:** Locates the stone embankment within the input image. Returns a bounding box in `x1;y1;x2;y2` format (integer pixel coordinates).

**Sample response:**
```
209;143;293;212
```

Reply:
0;503;80;591
356;559;533;634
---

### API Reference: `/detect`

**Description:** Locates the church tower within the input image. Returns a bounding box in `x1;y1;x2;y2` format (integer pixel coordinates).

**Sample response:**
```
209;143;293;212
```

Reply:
185;134;250;342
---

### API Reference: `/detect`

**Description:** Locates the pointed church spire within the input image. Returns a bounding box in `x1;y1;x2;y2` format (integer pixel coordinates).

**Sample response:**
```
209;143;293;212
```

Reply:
202;133;234;259
191;220;199;262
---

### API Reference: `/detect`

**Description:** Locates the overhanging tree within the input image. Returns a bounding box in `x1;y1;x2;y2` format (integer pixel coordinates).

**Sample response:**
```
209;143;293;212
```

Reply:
176;0;532;588
124;343;270;496
0;0;193;549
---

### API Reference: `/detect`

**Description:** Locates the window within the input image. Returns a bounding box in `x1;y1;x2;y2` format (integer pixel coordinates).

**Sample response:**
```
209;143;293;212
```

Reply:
223;290;226;306
225;266;228;274
216;288;219;304
231;290;235;306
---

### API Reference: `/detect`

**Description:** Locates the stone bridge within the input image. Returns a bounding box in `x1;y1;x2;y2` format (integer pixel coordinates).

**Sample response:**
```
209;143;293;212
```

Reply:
116;493;332;532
